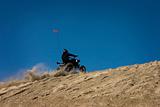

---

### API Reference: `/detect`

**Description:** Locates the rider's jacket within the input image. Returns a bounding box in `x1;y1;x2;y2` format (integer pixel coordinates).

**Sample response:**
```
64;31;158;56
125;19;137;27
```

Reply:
62;51;77;64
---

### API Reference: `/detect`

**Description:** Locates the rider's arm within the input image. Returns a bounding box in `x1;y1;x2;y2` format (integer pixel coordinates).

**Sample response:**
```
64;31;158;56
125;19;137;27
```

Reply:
68;53;77;57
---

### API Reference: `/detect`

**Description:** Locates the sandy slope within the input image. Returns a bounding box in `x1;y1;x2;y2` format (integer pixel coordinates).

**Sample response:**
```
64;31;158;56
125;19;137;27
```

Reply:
0;61;160;107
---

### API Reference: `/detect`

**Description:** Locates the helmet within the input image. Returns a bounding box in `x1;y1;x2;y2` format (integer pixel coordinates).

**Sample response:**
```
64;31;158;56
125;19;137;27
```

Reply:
63;49;68;53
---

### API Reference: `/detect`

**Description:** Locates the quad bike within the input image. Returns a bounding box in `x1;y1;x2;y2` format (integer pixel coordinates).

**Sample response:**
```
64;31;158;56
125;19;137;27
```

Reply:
56;57;86;73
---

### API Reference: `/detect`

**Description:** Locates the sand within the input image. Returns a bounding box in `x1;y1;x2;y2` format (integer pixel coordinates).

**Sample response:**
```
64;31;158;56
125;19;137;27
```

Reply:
0;61;160;107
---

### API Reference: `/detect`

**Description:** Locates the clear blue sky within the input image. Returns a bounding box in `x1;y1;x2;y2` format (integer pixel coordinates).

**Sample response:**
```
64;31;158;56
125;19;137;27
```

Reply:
0;0;160;80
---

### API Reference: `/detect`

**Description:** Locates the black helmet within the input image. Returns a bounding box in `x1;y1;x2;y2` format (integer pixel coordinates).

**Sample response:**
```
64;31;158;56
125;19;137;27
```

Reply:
63;49;68;53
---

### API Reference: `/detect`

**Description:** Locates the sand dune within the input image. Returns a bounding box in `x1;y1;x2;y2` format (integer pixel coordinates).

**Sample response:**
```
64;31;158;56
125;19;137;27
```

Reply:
0;61;160;107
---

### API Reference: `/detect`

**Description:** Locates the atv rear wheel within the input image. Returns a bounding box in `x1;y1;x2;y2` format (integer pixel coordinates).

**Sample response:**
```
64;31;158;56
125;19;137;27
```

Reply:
64;63;74;72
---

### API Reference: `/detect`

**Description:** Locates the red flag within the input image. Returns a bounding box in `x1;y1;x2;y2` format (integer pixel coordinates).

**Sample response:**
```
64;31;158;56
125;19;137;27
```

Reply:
52;29;60;33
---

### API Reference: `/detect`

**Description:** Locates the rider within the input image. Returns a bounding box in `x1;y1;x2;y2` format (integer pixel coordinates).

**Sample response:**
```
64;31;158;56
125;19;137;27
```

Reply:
62;49;78;64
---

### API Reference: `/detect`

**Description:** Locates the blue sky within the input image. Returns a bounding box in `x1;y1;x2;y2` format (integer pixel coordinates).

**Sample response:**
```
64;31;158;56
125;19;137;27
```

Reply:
0;0;160;80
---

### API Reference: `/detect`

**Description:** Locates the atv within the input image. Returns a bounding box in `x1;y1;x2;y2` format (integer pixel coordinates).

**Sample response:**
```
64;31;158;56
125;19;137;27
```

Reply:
56;57;86;73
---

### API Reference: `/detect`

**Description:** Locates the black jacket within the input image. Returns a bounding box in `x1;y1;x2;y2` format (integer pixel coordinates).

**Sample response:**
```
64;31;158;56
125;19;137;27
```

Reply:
62;52;77;63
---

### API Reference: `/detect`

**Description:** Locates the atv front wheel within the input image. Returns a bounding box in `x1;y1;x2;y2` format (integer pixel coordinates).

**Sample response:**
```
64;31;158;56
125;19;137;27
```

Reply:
79;65;86;73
